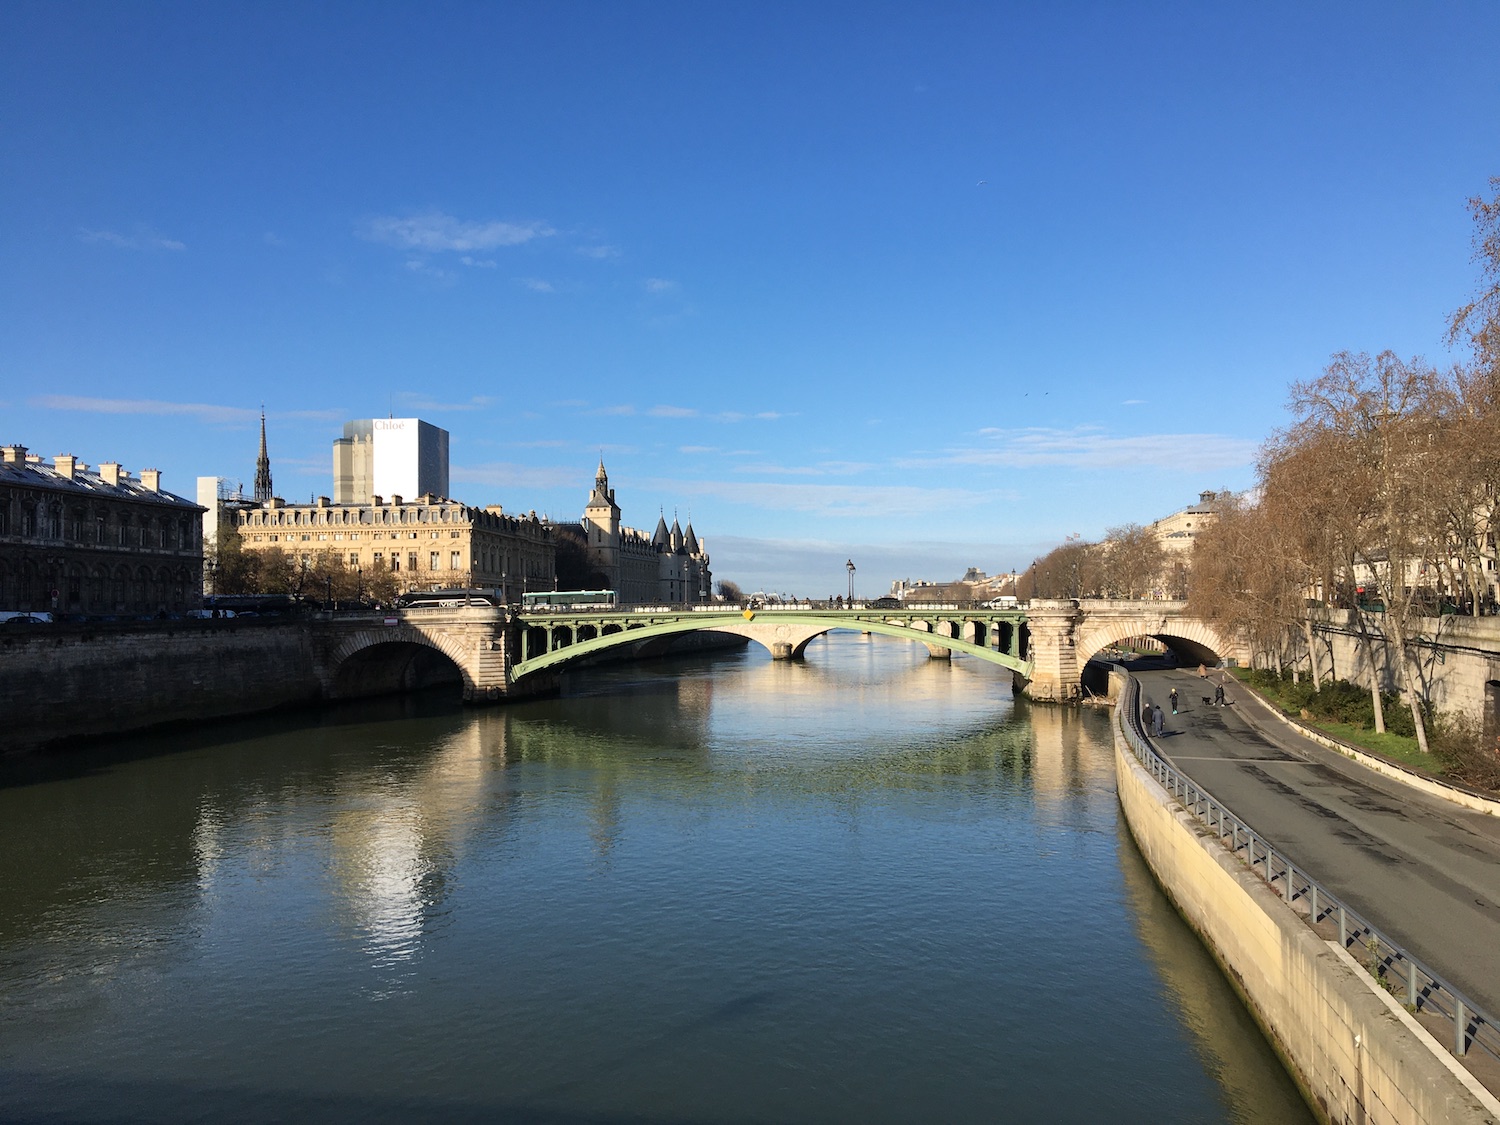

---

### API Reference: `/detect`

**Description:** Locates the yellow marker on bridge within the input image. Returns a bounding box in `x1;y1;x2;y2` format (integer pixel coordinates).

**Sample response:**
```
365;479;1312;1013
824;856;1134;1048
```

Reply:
742;609;755;620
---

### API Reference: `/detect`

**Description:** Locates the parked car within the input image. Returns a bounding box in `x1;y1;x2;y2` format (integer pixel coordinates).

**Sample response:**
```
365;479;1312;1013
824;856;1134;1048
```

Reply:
2;614;51;626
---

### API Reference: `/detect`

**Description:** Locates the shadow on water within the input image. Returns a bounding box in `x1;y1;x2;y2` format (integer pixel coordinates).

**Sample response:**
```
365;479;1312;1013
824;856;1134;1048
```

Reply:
1117;821;1316;1124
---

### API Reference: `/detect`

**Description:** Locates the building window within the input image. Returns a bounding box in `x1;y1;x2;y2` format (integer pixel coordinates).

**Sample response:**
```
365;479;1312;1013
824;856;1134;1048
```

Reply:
451;551;461;571
349;553;359;566
430;551;440;570
407;552;417;572
374;552;384;569
390;555;399;572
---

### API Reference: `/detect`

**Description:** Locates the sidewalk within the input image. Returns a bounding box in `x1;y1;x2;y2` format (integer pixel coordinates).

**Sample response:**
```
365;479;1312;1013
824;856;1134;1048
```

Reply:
1134;667;1500;1016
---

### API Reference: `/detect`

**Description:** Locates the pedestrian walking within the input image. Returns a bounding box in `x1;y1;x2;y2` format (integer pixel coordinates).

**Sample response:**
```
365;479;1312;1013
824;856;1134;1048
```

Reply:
1169;688;1179;715
1141;703;1153;732
1214;682;1225;707
1152;704;1165;737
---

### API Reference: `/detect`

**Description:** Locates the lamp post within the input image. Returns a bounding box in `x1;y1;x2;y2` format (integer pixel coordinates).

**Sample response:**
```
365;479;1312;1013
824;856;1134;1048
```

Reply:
846;559;856;606
356;565;363;603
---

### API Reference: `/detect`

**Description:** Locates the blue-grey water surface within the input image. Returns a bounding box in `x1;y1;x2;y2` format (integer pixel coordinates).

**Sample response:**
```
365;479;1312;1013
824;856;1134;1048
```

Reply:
0;632;1312;1123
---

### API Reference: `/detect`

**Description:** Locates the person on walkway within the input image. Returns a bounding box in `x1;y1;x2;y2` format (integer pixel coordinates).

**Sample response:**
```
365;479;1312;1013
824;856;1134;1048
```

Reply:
1142;703;1153;733
1214;682;1226;707
1152;705;1165;737
1169;688;1179;715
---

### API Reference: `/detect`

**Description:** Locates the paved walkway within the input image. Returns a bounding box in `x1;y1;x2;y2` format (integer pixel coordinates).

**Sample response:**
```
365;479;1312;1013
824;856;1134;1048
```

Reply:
1134;668;1500;1016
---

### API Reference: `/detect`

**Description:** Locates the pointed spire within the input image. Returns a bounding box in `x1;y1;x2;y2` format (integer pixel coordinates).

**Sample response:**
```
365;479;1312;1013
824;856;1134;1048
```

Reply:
683;519;700;555
652;508;670;548
253;407;273;503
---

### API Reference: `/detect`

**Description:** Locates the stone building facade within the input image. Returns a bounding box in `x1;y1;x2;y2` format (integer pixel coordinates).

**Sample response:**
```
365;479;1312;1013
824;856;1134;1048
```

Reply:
0;445;205;615
235;493;554;600
570;461;711;603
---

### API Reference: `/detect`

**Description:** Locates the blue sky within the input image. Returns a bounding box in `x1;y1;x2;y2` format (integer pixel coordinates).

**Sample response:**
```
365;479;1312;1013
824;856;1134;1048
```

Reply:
4;2;1498;596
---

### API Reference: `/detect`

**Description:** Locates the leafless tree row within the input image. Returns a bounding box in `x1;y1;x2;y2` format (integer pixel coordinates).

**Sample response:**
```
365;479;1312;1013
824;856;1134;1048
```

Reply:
1017;524;1175;602
1189;178;1500;750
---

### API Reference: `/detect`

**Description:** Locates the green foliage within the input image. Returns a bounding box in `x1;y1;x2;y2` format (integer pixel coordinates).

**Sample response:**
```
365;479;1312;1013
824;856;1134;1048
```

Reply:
1238;668;1430;735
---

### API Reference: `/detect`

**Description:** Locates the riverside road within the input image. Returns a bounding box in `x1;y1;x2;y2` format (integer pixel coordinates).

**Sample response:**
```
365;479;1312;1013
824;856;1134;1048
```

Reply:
1135;668;1500;1016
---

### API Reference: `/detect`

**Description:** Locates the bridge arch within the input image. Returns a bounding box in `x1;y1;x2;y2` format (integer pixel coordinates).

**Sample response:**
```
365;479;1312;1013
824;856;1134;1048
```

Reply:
325;626;474;700
1074;615;1233;669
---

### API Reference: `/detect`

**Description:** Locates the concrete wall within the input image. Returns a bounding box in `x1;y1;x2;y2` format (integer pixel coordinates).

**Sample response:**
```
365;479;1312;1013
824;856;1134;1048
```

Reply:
2;622;323;753
1285;610;1500;726
1115;715;1500;1124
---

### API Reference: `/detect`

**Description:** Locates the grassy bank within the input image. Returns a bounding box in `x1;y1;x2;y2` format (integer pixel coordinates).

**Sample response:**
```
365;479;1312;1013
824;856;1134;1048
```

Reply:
1226;668;1439;776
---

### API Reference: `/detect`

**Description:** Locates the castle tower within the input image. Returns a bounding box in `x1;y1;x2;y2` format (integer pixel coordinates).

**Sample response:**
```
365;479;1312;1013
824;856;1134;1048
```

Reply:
253;409;273;503
582;459;621;583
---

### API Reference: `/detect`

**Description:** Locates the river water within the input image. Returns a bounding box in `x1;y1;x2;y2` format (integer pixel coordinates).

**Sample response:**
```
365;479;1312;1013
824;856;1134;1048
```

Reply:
0;632;1312;1123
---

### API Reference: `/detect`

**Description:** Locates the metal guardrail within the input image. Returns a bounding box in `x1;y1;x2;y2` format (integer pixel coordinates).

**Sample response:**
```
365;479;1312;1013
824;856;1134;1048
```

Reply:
1119;675;1499;1068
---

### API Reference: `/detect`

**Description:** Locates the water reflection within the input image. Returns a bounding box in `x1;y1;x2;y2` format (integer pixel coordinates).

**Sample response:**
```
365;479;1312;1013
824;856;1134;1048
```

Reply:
0;632;1312;1123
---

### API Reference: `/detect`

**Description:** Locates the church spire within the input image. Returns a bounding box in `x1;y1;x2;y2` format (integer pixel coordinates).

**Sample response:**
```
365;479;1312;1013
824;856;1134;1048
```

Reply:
253;408;273;503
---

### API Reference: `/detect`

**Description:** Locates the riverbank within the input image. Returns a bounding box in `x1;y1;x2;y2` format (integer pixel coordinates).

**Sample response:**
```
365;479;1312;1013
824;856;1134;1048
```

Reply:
1114;679;1500;1123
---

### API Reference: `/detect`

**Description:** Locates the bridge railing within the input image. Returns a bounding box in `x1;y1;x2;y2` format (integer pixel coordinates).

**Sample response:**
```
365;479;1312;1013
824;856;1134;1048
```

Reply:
1118;674;1500;1070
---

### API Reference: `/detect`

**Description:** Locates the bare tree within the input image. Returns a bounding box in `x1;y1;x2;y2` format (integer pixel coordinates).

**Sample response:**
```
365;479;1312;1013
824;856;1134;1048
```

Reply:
1101;523;1166;599
1284;351;1441;751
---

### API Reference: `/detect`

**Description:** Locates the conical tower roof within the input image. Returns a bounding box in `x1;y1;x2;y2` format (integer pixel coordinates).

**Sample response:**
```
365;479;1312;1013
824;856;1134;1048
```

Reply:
683;521;700;555
652;510;671;548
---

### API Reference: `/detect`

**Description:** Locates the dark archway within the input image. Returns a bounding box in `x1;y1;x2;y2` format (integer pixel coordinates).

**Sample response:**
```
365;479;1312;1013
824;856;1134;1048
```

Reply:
330;641;465;700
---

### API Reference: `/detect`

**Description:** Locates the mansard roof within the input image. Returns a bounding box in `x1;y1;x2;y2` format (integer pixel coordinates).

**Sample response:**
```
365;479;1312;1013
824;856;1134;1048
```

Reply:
0;449;201;511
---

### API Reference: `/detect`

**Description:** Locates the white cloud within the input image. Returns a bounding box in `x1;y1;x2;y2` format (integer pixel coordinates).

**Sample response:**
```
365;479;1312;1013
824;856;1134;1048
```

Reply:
578;245;620;259
450;462;583;490
918;426;1258;474
77;226;185;251
643;477;1000;520
734;460;874;477
395;393;495;413
461;256;497;268
405;259;454;282
364;211;555;253
521;277;555;292
30;395;341;425
1121;399;1146;406
648;404;698;418
643;277;678;293
679;445;717;454
592;404;637;416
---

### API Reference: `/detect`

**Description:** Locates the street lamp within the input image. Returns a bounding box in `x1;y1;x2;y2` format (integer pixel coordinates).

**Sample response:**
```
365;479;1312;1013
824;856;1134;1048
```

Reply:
846;559;856;606
356;565;363;602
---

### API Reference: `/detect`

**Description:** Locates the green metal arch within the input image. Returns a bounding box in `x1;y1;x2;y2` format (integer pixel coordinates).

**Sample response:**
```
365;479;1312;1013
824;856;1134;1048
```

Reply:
510;611;1033;680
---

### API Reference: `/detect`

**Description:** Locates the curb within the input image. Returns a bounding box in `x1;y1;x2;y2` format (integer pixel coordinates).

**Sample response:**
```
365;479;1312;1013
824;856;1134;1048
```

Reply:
1228;674;1500;819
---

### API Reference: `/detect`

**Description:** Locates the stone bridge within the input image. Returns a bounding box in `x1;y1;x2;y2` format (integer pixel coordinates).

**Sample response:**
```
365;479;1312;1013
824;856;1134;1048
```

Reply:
308;599;1244;704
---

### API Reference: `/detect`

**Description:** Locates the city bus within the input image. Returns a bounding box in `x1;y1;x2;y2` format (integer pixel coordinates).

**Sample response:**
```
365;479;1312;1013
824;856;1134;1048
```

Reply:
520;590;618;611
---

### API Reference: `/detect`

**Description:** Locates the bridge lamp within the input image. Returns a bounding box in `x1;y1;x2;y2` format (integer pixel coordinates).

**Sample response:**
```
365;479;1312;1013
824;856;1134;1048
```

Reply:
846;559;856;604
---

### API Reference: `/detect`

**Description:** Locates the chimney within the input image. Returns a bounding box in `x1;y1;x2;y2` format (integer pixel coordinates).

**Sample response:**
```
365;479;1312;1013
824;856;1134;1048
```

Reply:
141;469;161;492
54;454;78;480
100;462;123;486
1;445;26;464
391;494;403;505
317;496;330;508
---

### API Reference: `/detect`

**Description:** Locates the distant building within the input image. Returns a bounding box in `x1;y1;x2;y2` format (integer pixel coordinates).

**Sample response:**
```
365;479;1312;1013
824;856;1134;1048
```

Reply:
558;461;711;603
0;445;204;614
235;494;553;599
1152;491;1230;555
333;418;450;505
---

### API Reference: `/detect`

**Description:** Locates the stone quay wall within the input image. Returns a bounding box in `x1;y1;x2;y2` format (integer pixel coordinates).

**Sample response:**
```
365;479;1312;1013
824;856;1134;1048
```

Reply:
2;621;322;753
1114;709;1500;1125
1291;609;1500;725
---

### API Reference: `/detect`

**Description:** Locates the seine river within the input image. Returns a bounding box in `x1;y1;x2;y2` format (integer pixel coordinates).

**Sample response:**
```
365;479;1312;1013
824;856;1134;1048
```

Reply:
0;632;1311;1123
